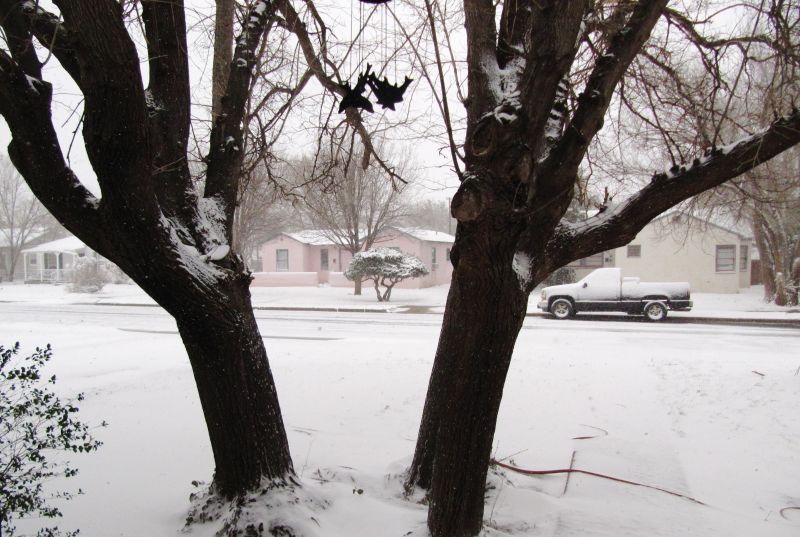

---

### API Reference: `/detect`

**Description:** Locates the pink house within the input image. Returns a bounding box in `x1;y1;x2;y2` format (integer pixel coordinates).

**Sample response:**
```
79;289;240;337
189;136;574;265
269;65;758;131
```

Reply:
253;228;455;288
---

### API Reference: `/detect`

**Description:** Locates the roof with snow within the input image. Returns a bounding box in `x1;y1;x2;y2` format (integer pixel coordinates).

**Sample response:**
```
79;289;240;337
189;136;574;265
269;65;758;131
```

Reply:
393;227;455;243
21;236;87;254
282;230;339;246
280;228;455;246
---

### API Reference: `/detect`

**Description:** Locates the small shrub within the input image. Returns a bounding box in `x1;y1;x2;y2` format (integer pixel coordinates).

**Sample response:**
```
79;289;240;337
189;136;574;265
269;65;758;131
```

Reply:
68;257;112;293
0;343;104;536
345;248;429;302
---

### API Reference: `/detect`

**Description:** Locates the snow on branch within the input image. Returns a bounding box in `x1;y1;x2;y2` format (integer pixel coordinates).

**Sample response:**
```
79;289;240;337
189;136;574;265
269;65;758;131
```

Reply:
534;0;668;196
542;110;800;276
205;0;277;231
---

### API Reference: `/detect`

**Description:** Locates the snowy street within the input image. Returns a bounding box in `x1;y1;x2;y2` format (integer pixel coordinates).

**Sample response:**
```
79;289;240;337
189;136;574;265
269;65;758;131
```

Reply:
2;301;799;536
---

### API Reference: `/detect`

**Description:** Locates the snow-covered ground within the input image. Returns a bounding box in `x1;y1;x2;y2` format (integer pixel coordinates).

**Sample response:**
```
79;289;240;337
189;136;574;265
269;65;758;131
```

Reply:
1;284;799;537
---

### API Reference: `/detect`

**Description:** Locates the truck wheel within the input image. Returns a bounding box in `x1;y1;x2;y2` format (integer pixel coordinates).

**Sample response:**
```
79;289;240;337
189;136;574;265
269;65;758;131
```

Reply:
550;299;574;319
643;301;667;322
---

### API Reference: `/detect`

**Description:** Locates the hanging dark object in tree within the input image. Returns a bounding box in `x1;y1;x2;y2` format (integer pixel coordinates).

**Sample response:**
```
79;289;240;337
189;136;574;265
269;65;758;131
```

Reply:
367;73;413;110
338;66;374;114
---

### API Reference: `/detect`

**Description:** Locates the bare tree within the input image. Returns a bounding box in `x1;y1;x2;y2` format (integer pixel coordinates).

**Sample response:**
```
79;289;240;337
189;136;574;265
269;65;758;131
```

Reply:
734;151;800;305
0;157;58;281
232;162;299;267
403;198;454;234
298;142;412;294
0;1;294;522
404;2;800;536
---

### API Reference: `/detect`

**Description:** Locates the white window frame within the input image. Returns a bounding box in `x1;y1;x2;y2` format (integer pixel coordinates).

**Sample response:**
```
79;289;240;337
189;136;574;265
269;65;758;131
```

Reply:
715;245;736;272
276;249;289;272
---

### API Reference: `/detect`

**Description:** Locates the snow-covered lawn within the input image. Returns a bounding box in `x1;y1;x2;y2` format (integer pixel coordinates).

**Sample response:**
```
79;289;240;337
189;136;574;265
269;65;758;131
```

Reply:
1;284;799;536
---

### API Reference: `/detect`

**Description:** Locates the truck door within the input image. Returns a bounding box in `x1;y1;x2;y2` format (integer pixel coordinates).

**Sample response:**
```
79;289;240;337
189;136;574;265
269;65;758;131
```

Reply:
576;268;620;311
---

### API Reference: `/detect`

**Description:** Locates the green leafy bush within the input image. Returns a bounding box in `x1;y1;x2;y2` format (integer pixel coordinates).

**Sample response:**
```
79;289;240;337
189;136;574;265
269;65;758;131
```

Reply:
1;343;103;536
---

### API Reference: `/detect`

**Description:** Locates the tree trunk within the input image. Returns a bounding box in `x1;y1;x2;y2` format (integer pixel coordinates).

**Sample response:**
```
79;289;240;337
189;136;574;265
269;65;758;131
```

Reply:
167;276;293;498
354;277;362;296
408;226;528;537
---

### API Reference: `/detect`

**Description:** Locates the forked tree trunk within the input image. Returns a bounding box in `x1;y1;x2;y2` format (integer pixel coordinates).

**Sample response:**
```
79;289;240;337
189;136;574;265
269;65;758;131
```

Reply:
408;226;528;537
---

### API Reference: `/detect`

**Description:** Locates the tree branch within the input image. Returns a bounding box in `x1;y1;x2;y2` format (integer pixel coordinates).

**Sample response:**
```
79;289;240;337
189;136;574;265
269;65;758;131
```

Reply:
539;110;800;281
141;0;194;219
463;0;498;126
535;0;669;199
423;0;462;178
0;0;42;78
205;0;278;241
53;0;152;206
276;0;404;183
17;1;84;88
0;50;104;251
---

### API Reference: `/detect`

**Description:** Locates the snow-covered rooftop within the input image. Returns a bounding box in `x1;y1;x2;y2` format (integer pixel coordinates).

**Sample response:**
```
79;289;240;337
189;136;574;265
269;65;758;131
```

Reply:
21;235;87;253
393;227;455;243
283;230;339;246
282;228;455;246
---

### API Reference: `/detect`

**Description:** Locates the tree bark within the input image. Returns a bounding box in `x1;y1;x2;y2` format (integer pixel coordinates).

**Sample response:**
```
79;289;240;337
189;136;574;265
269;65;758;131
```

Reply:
173;282;293;496
408;222;528;537
211;0;235;122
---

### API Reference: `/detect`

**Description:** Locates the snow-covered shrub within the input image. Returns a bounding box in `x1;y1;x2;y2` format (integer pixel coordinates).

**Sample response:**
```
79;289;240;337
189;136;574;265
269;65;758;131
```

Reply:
0;343;103;536
68;256;112;293
344;248;429;302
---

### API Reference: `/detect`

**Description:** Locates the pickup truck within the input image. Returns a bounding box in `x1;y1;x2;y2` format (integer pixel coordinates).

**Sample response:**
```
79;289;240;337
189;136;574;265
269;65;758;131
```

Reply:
537;267;692;321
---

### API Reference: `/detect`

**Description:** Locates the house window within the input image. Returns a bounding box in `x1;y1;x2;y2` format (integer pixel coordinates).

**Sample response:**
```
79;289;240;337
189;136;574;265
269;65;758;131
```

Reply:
30;256;37;265
567;252;604;268
739;245;748;271
320;249;329;271
627;245;641;258
276;249;289;271
431;247;437;269
715;245;735;272
446;248;451;262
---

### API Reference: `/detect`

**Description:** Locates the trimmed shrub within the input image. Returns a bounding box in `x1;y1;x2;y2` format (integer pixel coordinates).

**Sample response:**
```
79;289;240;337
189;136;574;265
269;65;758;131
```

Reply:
345;248;429;302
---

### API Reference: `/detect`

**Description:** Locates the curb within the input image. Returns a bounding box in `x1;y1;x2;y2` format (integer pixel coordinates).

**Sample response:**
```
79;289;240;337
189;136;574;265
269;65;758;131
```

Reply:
525;310;800;329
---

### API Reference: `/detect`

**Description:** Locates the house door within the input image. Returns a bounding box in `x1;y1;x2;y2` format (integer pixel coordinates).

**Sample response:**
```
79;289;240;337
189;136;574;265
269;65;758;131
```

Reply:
320;249;329;271
44;253;58;269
